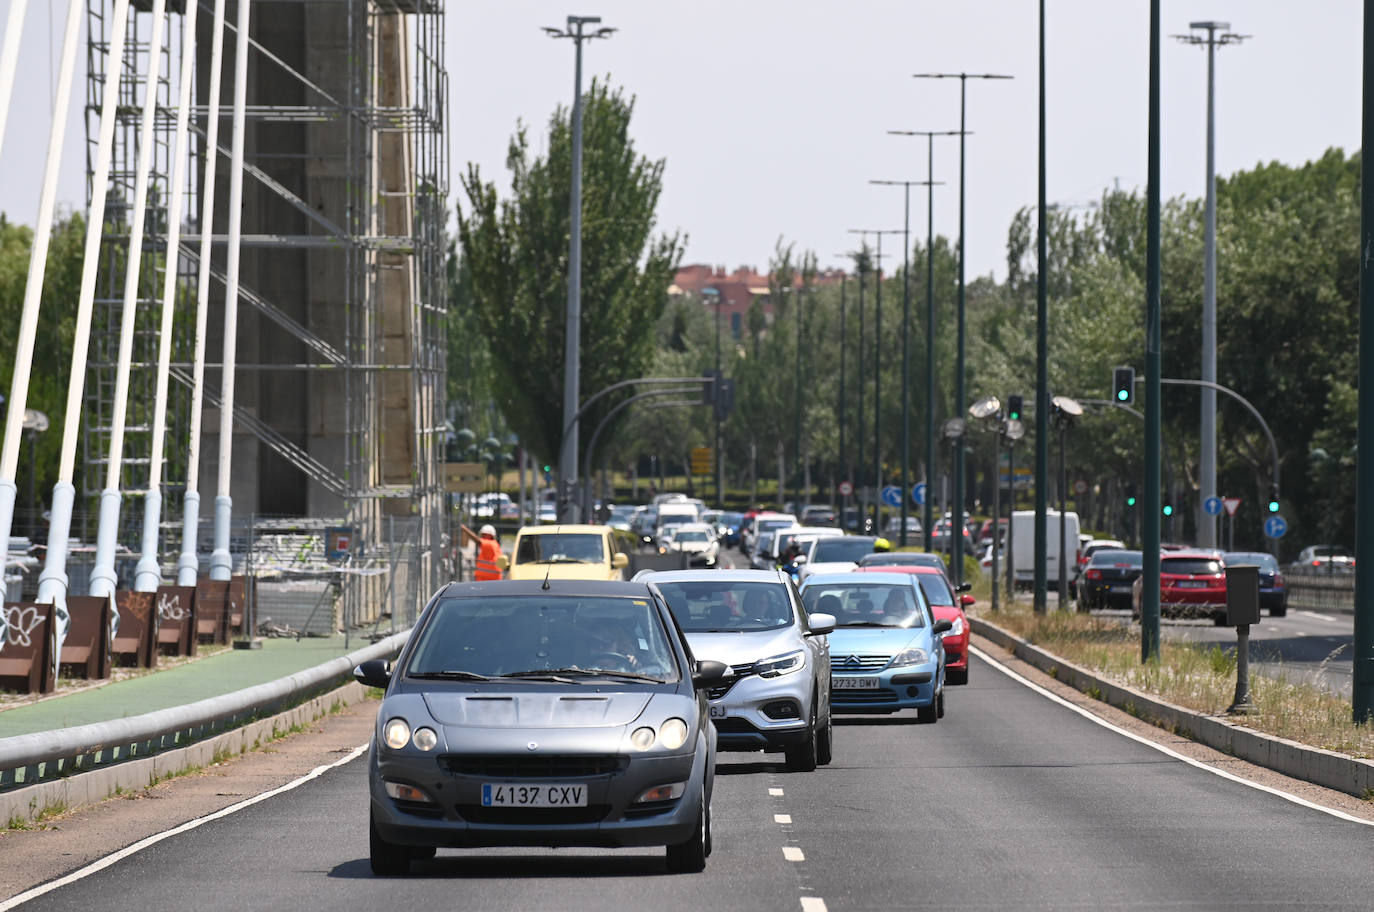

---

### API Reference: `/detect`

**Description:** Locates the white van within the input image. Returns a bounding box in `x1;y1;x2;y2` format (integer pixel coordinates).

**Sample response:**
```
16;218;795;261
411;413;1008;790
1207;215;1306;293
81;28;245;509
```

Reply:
1009;509;1081;591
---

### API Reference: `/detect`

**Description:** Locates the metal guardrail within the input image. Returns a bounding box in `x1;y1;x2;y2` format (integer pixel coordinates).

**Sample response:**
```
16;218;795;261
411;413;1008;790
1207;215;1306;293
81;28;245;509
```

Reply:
1286;572;1355;614
0;629;409;791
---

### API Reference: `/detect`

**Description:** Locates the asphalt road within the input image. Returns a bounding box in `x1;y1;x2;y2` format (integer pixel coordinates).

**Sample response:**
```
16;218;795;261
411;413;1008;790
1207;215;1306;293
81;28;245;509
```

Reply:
10;645;1373;912
1098;607;1355;697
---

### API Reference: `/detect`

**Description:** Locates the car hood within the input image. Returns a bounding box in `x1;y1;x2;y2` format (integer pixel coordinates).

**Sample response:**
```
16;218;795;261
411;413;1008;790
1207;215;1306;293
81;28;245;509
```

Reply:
684;628;801;668
422;690;653;728
508;562;614;581
828;626;924;655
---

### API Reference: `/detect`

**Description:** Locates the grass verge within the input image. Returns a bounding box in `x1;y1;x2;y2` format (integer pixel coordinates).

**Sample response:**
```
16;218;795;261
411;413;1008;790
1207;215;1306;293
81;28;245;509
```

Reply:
971;599;1374;760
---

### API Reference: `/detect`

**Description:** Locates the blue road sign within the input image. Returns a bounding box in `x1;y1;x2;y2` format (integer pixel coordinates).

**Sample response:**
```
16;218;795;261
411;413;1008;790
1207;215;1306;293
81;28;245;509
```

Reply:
881;485;903;508
1263;515;1288;539
912;483;927;506
1204;496;1223;517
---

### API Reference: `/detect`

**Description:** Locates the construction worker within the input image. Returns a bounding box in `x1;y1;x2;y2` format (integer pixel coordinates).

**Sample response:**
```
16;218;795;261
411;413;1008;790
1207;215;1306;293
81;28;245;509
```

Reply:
475;524;504;581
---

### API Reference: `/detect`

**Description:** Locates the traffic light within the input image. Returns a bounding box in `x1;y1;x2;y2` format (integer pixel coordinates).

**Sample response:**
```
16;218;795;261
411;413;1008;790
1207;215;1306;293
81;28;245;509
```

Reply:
1006;394;1023;422
1112;366;1135;405
701;370;721;405
1268;485;1280;513
1125;482;1137;507
1162;504;1173;517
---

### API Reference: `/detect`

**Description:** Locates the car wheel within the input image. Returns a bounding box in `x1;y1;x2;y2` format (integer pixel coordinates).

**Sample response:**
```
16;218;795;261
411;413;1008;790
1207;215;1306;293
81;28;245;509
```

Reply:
936;690;945;718
947;666;968;686
369;812;412;876
666;793;709;873
1270;604;1287;618
815;711;833;766
916;697;939;724
784;722;819;773
1212;611;1228;627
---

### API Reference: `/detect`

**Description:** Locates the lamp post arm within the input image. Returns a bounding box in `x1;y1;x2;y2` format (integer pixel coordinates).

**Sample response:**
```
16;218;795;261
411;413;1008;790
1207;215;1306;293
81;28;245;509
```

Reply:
582;387;702;517
1155;378;1280;493
563;377;711;459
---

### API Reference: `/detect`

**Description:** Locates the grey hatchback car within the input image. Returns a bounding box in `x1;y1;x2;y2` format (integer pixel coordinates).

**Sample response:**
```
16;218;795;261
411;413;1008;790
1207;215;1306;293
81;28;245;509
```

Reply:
356;579;726;875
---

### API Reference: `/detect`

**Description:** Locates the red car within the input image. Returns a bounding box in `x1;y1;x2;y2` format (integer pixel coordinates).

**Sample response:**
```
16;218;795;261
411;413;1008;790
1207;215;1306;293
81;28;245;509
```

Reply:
1131;550;1228;625
854;564;973;685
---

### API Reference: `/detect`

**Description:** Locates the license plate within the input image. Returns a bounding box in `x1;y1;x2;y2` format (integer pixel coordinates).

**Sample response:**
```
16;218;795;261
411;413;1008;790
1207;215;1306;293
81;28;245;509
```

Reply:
708;704;729;719
1175;580;1207;588
832;676;879;689
1111;584;1133;593
481;783;587;808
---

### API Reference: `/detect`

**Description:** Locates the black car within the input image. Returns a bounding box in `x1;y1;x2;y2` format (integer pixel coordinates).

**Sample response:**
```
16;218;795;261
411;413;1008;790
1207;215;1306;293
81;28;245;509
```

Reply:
1224;551;1288;617
1077;548;1142;612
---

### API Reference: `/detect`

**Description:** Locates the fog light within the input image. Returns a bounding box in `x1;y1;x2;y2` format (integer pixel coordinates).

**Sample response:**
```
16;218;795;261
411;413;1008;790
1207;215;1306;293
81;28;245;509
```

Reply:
906;686;919;698
413;727;438;752
383;718;410;750
761;700;801;720
634;782;685;804
384;780;434;803
630;726;657;750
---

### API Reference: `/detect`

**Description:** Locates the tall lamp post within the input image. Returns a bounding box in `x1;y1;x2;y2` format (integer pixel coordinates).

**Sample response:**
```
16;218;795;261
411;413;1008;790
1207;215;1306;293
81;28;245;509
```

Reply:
1174;21;1246;550
870;180;942;547
705;287;724;507
888;129;963;552
545;15;616;522
849;228;903;531
969;396;1000;609
913;72;1012;588
1052;395;1083;609
1003;417;1025;600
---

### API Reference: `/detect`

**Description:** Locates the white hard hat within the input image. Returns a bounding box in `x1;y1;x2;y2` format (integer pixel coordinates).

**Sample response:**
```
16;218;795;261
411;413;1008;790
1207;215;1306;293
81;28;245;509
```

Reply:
479;524;497;537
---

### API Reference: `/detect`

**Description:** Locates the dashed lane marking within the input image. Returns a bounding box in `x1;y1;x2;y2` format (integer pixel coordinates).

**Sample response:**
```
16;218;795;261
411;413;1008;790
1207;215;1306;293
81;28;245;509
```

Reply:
1296;610;1340;623
769;787;785;796
970;644;1374;828
774;814;793;824
782;846;805;862
800;898;829;912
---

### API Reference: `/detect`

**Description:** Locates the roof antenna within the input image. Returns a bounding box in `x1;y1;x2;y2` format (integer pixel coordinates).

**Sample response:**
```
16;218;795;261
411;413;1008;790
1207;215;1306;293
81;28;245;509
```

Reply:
542;523;562;589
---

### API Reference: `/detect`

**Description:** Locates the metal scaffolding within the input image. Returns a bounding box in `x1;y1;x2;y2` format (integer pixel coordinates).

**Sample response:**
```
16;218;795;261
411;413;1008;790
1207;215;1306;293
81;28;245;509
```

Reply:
82;0;449;626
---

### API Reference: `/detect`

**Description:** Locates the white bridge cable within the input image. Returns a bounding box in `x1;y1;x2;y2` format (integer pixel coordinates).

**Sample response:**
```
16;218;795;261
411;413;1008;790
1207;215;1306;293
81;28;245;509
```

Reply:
0;0;29;160
35;0;134;641
136;0;200;592
88;0;170;602
178;0;228;587
209;0;252;582
0;0;82;570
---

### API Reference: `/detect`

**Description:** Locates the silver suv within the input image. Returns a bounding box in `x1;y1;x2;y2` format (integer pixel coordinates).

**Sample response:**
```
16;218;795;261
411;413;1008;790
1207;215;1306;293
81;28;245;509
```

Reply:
641;568;835;771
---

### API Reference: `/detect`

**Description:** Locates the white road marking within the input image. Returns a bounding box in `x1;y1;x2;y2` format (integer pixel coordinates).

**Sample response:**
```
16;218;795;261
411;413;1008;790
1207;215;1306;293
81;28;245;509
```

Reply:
769;787;785;796
782;846;805;862
800;898;829;912
1297;610;1340;623
774;813;793;824
1266;626;1280;633
970;644;1374;827
0;743;371;911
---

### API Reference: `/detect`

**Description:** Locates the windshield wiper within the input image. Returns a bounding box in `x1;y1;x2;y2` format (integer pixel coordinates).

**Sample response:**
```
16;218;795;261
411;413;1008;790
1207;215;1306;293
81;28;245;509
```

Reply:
501;668;663;683
532;558;589;564
409;670;492;681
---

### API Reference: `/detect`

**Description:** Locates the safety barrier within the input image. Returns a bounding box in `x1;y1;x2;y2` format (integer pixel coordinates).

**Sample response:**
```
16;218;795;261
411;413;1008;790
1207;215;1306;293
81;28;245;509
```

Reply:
1285;572;1355;614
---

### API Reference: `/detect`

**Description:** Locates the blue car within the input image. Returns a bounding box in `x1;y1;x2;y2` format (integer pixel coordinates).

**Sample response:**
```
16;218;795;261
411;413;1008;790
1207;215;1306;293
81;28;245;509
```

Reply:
799;572;950;723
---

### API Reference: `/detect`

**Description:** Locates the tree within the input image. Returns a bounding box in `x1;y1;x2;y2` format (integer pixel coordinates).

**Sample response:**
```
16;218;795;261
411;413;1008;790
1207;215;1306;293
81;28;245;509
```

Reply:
456;79;682;469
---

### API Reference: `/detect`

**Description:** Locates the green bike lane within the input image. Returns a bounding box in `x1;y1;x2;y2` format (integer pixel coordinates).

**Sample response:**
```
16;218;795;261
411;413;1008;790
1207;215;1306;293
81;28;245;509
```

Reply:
0;634;369;737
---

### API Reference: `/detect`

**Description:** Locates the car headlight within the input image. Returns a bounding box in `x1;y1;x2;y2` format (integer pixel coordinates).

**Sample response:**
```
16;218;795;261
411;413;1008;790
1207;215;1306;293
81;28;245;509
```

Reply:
383;717;411;750
943;617;965;637
658;718;689;750
412;727;438;752
630;726;657;751
890;646;931;668
756;649;805;678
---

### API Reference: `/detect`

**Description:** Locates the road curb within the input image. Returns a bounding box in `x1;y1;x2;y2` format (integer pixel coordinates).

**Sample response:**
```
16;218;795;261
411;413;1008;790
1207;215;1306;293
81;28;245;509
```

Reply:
0;680;371;829
971;615;1374;799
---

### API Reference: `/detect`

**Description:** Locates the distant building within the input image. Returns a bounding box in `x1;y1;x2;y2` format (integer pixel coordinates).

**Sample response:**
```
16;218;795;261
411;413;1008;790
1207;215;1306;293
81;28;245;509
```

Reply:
669;264;847;340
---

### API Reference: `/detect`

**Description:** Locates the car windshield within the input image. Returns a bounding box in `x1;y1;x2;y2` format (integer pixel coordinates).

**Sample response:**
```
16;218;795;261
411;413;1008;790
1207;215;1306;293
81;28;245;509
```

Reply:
1161;558;1223;576
406;595;678;680
1312;547;1352;558
801;583;926;628
515;533;605;564
655;581;795;632
1226;552;1279;572
915;576;955;607
1090;549;1143;567
676;531;710;543
811;538;878;562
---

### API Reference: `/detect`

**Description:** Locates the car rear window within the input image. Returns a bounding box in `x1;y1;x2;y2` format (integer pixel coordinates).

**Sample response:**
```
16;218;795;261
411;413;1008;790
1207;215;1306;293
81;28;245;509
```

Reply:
1225;553;1278;572
1089;549;1142;567
1161;558;1222;575
811;538;878;563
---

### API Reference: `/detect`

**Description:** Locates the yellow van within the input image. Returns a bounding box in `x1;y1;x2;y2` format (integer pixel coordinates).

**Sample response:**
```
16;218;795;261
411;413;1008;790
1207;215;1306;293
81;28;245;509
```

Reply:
501;524;633;581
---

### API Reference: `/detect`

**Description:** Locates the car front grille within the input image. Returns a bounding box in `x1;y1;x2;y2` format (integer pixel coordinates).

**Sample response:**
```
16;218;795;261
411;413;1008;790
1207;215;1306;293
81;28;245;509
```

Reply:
711;717;760;734
456;805;611;825
830;654;890;672
831;688;901;704
708;662;758;700
439;755;626;779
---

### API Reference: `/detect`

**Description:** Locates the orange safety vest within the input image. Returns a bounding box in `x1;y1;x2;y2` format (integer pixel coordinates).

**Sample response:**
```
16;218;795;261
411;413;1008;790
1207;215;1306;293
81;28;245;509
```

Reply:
475;538;503;580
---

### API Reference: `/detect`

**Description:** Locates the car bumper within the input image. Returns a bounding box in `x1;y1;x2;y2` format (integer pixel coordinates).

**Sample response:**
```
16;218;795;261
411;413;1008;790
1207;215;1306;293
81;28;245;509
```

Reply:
1082;581;1136;609
1260;588;1287;613
941;632;969;671
707;670;816;752
829;663;939;712
370;746;707;850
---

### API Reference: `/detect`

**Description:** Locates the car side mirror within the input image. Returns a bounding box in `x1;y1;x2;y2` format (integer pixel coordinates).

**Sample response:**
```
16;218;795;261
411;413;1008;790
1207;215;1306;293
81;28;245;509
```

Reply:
692;659;729;689
496;555;510;570
354;659;392;689
612;552;629;569
960;594;976;607
956;581;972;593
933;618;954;635
805;612;836;636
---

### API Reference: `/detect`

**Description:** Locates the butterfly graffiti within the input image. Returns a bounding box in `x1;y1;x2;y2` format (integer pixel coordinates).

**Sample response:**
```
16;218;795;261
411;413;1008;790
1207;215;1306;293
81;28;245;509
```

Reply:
2;605;47;649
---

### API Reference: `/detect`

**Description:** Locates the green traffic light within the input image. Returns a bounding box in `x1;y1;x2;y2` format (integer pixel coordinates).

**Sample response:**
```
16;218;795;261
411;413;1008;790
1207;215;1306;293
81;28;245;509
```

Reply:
1126;496;1136;507
1268;500;1279;512
1116;389;1128;401
543;464;552;473
1162;505;1173;517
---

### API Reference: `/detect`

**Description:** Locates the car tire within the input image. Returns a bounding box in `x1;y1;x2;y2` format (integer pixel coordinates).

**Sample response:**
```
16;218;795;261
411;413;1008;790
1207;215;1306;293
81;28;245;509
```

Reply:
946;666;968;686
666;794;709;873
369;812;412;876
936;690;945;718
784;723;819;773
1212;611;1228;627
815;710;833;766
1270;604;1287;618
916;698;939;724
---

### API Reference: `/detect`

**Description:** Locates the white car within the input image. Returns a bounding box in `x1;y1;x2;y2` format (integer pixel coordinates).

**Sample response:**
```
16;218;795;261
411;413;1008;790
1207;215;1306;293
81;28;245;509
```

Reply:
670;522;720;567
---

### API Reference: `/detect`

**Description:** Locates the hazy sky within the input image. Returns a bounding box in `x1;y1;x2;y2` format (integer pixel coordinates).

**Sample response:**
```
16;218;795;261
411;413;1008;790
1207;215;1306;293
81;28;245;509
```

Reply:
0;1;1362;281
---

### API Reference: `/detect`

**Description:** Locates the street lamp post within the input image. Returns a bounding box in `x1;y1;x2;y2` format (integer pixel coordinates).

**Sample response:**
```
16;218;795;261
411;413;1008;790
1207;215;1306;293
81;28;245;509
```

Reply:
913;72;1012;587
1003;418;1025;600
849;228;903;532
706;287;724;508
969;397;1001;609
545;16;616;522
871;180;942;547
1052;395;1083;609
1174;21;1246;550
